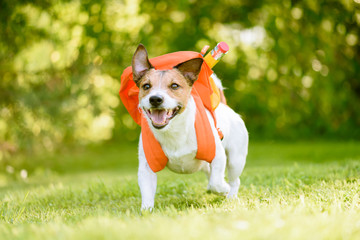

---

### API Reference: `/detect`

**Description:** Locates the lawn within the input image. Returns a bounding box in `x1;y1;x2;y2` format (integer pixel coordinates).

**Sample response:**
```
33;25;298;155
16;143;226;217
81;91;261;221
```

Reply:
0;141;359;239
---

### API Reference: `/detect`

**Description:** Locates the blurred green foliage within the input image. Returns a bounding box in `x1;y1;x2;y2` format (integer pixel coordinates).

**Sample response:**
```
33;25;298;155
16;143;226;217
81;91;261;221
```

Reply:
0;0;359;157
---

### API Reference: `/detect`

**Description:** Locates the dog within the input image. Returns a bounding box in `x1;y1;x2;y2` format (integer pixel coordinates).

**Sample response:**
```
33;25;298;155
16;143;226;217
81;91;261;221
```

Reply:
131;44;248;210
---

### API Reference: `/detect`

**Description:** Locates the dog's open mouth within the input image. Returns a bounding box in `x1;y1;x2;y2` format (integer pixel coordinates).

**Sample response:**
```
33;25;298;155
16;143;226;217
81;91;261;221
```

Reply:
144;106;181;129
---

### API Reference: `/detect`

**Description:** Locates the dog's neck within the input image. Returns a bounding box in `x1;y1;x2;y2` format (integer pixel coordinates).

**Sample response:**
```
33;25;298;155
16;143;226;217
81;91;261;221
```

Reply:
148;96;197;154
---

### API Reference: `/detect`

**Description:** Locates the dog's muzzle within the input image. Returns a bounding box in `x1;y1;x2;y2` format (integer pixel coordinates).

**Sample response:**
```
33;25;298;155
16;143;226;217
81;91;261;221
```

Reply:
144;106;181;129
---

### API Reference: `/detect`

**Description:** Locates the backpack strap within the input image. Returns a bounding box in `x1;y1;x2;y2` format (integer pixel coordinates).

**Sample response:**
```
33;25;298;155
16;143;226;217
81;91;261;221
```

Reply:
192;88;216;162
141;115;167;172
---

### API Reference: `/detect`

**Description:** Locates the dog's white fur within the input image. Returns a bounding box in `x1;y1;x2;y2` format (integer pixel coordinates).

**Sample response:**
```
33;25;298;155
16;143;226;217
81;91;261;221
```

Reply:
137;70;248;210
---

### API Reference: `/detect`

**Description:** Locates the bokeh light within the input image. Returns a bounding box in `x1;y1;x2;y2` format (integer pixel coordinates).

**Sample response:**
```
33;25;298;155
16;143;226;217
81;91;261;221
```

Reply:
0;0;359;158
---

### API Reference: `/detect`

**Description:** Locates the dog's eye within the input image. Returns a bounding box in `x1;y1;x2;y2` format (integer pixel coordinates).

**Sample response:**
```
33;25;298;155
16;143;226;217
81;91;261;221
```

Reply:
170;83;180;90
142;84;151;90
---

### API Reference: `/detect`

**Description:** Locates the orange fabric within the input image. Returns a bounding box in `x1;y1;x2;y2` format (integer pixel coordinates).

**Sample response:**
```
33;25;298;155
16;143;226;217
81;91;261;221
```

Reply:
192;88;216;162
119;51;221;172
141;116;168;172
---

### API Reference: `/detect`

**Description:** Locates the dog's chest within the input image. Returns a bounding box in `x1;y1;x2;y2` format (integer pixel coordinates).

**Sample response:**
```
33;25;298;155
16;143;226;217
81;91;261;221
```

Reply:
165;148;201;174
155;125;203;174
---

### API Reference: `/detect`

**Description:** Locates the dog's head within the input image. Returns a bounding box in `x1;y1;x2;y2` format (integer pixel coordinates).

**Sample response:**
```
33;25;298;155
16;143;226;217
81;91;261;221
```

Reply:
132;44;203;130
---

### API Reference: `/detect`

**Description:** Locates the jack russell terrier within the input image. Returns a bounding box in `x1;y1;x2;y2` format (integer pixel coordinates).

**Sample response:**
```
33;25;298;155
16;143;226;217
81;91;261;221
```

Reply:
127;44;248;210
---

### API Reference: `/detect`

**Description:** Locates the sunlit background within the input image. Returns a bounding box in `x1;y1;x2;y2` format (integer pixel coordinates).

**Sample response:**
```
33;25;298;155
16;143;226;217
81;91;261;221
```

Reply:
1;0;359;160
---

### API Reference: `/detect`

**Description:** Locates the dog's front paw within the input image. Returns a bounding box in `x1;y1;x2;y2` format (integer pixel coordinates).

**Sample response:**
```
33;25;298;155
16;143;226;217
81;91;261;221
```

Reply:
226;192;239;199
208;181;230;196
141;204;154;212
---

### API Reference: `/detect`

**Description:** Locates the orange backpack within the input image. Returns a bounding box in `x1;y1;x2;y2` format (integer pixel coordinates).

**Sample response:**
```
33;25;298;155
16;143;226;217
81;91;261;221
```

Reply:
119;51;222;172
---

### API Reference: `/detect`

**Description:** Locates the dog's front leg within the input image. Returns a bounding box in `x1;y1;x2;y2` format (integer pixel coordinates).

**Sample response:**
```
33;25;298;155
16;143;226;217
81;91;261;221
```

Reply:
138;137;157;210
208;145;230;195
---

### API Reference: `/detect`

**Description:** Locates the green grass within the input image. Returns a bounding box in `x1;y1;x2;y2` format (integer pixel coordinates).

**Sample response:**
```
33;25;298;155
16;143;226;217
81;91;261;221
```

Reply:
0;141;359;239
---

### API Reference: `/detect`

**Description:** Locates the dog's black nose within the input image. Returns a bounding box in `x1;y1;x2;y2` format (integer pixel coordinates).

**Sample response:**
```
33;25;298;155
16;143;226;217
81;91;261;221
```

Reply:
149;95;164;107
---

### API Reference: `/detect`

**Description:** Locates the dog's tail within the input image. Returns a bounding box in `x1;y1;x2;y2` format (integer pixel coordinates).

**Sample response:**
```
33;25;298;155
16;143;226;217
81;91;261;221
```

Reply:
211;73;227;105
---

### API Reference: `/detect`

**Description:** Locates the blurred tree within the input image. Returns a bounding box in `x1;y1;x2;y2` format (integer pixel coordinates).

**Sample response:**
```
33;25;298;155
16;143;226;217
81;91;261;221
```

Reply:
138;0;360;139
0;0;359;159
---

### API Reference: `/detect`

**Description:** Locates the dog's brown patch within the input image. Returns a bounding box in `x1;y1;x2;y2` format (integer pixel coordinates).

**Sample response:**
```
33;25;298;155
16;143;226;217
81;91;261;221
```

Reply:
132;44;204;119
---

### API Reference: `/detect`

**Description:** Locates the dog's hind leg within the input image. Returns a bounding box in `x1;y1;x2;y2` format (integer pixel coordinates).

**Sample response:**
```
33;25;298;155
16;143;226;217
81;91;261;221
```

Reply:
200;162;210;181
138;136;157;210
225;126;248;198
207;145;230;195
226;151;247;198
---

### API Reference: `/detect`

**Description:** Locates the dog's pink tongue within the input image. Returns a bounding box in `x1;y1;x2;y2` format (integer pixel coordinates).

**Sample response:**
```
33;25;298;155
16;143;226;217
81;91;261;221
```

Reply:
150;109;167;125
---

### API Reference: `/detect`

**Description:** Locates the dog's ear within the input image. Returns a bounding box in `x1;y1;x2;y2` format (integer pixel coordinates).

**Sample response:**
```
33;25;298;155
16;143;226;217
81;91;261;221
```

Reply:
174;58;203;86
132;44;153;85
